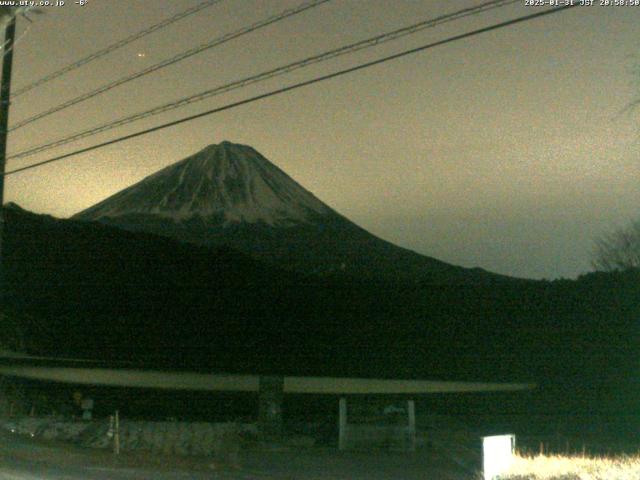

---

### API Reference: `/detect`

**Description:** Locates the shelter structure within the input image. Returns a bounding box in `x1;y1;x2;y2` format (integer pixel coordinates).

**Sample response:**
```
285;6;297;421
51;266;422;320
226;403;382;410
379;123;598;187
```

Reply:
0;353;535;443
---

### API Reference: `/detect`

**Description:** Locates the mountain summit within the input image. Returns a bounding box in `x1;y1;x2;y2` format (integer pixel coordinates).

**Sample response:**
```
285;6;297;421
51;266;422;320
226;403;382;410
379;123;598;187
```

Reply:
77;141;332;226
74;142;512;284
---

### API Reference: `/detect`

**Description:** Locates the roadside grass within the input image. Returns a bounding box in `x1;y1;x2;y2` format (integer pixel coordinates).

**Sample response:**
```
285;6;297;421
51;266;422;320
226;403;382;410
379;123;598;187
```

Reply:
500;452;640;479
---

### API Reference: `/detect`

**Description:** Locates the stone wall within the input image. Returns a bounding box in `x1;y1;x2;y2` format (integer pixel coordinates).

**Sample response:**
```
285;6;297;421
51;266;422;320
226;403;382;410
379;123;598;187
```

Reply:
1;417;257;456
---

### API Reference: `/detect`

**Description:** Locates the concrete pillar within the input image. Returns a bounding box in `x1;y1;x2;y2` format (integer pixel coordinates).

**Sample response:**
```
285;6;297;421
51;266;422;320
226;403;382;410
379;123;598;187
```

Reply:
338;397;347;451
407;400;416;452
258;376;283;441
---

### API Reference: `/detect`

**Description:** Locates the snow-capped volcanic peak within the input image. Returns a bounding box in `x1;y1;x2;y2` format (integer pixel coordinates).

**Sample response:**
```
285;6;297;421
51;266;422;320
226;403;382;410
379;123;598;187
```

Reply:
77;142;333;226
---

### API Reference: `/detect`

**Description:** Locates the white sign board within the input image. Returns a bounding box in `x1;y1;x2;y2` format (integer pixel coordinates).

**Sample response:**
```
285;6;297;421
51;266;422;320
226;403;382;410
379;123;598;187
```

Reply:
483;434;515;480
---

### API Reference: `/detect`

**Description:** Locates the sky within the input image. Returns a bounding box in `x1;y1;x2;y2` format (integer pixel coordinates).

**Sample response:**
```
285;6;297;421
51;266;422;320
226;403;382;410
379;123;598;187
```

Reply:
4;0;639;280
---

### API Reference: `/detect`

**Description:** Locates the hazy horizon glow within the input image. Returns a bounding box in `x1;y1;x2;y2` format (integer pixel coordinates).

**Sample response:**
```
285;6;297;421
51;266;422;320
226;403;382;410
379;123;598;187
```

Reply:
5;1;640;280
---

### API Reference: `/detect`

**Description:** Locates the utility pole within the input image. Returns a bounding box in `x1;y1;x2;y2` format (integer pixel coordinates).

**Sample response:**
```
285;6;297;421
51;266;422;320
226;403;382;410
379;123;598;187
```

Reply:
0;15;16;302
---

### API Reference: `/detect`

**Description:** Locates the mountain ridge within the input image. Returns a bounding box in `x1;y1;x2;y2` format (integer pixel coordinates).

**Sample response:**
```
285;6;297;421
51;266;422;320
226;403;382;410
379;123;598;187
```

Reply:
73;141;521;285
75;141;334;226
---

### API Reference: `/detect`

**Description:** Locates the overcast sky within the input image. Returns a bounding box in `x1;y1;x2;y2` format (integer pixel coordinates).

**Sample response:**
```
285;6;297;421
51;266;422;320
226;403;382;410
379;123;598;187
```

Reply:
5;0;639;280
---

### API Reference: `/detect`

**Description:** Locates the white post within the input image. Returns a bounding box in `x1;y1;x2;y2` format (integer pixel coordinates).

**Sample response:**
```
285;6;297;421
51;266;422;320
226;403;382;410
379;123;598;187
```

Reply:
114;410;120;455
338;397;347;451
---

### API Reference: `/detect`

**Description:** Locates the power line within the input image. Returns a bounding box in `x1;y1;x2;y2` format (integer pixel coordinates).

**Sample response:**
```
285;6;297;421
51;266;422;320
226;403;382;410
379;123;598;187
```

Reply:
1;17;36;58
3;4;578;178
0;7;45;57
9;0;332;131
9;0;518;160
11;0;225;98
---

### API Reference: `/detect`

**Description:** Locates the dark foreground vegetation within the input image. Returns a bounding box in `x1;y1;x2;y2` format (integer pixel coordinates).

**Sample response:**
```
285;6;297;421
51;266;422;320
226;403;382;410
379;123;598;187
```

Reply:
1;206;638;447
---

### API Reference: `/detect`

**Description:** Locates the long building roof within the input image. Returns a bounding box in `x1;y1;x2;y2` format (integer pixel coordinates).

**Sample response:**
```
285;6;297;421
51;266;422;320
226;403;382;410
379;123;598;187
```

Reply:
0;358;535;394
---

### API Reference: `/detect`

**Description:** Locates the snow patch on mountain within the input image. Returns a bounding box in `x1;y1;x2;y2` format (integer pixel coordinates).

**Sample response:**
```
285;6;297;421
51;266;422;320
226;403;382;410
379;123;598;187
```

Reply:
75;141;333;226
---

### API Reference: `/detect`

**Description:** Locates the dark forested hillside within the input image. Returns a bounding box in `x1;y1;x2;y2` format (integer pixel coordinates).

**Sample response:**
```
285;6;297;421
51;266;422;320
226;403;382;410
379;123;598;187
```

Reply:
2;206;638;398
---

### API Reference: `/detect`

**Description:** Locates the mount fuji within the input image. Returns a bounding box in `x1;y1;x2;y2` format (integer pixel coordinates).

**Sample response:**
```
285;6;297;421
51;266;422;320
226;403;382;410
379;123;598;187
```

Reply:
74;141;508;284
